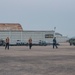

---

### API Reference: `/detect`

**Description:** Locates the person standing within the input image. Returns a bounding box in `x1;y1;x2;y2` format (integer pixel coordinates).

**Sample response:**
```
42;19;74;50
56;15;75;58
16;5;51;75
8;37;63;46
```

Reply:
53;37;58;49
5;37;10;50
28;37;32;49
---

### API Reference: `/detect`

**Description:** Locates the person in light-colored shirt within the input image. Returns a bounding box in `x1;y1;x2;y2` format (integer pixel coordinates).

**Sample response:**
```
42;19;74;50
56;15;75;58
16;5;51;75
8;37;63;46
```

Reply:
28;37;32;49
5;37;10;50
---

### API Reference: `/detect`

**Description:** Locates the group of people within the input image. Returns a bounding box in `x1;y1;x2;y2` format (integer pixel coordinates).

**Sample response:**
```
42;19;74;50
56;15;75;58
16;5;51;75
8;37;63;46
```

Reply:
4;37;33;50
28;37;58;49
4;37;58;50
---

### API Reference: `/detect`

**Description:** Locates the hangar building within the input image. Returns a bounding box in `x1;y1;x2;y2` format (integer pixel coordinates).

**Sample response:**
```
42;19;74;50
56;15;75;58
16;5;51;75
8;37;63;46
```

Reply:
0;23;68;44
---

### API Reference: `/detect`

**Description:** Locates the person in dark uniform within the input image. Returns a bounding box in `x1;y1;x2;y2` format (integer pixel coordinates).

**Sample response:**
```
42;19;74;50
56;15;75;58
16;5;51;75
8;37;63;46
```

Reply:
28;37;32;49
53;37;58;49
5;37;10;50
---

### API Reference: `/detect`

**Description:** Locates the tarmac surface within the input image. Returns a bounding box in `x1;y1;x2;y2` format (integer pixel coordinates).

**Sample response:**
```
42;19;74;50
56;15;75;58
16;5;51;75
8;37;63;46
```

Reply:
0;43;75;75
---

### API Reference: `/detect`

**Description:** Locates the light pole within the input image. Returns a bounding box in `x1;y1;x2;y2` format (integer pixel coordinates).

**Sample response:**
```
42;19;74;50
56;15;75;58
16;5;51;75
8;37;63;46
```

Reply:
54;27;56;38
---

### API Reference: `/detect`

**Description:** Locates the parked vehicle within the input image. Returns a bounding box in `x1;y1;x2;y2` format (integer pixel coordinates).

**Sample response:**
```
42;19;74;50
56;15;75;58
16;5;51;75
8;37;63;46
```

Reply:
39;40;47;46
0;39;5;46
16;40;28;46
69;38;75;46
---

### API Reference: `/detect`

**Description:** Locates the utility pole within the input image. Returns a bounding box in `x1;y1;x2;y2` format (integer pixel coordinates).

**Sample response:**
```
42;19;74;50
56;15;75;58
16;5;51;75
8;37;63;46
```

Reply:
54;27;56;38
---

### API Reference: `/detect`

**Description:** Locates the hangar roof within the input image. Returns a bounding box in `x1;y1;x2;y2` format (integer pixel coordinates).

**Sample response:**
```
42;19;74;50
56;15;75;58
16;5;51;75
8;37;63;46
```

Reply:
0;23;23;31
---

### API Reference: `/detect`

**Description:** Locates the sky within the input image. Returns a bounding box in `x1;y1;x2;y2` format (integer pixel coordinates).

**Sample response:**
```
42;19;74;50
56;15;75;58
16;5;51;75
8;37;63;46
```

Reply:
0;0;75;37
